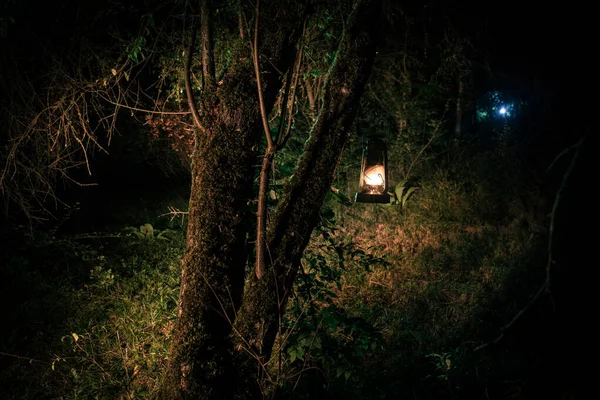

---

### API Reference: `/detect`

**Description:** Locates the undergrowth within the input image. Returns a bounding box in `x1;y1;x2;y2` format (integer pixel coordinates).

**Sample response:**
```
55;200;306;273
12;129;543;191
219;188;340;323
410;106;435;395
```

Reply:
0;142;548;399
0;225;183;399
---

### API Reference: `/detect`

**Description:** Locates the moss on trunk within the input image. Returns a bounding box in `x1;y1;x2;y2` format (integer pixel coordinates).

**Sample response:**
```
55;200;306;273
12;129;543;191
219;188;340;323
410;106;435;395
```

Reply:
158;59;261;399
159;2;305;398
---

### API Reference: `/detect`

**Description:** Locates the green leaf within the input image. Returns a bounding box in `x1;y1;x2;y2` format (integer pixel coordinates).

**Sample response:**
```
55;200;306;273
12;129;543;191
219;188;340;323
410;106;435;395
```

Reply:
140;223;154;239
394;180;408;202
332;190;351;204
402;187;419;208
321;208;335;221
313;336;322;349
323;314;338;331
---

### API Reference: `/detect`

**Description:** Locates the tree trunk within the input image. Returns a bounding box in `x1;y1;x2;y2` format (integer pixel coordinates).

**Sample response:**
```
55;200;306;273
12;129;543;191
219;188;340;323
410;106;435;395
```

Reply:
159;100;259;399
232;0;383;392
159;2;304;398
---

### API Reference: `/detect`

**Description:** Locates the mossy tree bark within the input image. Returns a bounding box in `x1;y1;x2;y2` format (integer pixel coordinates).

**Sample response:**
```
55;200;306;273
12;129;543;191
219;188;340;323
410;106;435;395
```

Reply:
159;2;305;398
232;0;383;389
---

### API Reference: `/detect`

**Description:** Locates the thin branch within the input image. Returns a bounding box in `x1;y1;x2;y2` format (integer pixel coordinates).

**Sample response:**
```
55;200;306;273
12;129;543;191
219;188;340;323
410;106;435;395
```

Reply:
474;137;584;351
546;138;584;172
255;151;274;280
275;62;296;148
277;18;306;149
254;9;307;280
252;0;276;280
0;351;44;363
305;79;316;121
101;98;191;115
200;0;216;86
404;130;438;180
159;205;189;225
184;22;206;134
238;7;245;39
252;0;274;151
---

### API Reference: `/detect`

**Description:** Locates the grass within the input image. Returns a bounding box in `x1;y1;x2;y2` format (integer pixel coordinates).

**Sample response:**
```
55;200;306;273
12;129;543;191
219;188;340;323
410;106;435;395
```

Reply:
275;210;545;398
271;142;548;399
0;225;184;400
0;141;550;399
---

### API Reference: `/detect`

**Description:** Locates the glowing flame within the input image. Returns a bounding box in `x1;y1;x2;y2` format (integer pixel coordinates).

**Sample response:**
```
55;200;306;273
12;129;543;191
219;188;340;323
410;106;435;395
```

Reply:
364;165;385;186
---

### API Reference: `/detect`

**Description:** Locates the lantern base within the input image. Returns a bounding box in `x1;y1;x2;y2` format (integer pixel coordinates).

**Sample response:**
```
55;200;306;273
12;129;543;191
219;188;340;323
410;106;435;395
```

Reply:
354;192;391;204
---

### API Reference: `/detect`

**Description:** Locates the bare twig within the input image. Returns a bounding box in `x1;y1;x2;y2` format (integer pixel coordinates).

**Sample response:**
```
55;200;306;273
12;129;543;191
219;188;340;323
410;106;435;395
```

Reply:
159;205;189;225
0;351;44;363
474;137;584;351
184;22;206;134
100;98;191;115
546;138;585;172
404;131;438;180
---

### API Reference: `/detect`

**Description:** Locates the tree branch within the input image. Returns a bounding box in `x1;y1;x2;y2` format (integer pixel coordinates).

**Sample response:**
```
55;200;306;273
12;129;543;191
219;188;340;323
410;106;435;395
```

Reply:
474;137;585;351
252;0;275;152
253;0;277;279
235;0;383;365
184;22;206;134
255;7;307;280
101;99;192;115
277;28;304;149
200;0;215;87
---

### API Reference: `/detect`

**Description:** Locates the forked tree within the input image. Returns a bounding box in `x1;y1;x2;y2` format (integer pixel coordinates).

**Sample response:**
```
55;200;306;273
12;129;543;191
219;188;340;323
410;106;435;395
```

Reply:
158;0;383;398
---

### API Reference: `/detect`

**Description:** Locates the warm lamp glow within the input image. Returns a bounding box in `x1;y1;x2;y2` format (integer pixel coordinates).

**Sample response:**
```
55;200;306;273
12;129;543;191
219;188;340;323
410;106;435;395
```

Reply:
355;138;390;203
364;165;385;186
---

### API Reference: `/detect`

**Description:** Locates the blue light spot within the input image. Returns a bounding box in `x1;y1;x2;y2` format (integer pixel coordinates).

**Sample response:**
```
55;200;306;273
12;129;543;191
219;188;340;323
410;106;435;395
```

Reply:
499;107;507;115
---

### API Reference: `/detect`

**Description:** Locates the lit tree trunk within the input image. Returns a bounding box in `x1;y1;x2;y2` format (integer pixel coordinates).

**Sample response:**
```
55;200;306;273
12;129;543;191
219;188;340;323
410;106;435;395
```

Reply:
159;2;304;398
232;0;383;390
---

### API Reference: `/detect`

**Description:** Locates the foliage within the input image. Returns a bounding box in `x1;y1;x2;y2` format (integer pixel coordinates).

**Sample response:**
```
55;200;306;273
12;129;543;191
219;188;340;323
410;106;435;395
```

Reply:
274;219;386;398
0;132;550;399
125;223;174;241
392;179;419;208
0;222;184;400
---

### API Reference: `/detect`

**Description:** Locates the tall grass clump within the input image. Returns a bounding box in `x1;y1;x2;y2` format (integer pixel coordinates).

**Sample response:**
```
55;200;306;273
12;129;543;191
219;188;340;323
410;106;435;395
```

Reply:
0;222;184;400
